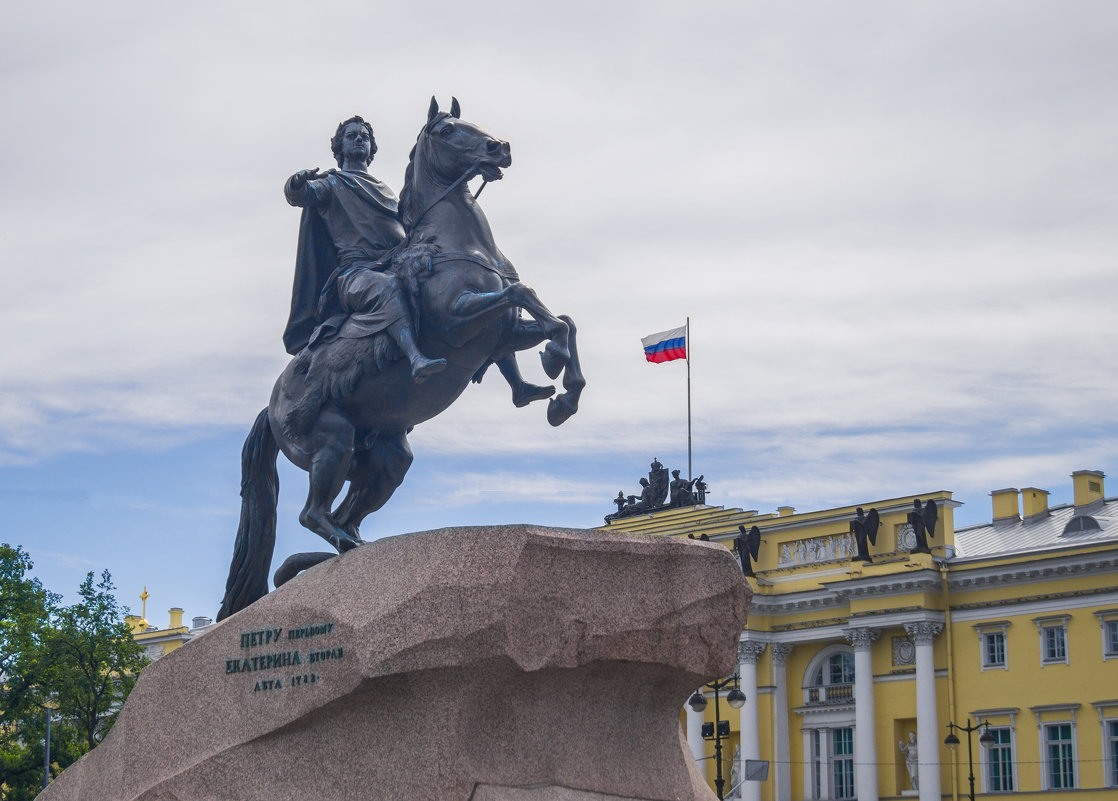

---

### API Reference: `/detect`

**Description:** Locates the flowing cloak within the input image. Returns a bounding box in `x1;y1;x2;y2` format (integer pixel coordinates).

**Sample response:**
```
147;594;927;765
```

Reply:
282;170;403;355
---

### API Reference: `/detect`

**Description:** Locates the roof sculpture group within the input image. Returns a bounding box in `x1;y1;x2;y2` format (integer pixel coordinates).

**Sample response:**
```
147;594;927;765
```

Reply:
218;99;585;620
675;497;941;577
605;459;707;522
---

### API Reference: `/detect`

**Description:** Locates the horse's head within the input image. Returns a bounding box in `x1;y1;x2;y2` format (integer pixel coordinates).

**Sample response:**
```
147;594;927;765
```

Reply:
400;97;513;231
418;97;512;185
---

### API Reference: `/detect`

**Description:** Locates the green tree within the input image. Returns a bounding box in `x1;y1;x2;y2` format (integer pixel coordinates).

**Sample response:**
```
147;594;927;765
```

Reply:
0;544;58;800
45;571;147;751
0;551;147;800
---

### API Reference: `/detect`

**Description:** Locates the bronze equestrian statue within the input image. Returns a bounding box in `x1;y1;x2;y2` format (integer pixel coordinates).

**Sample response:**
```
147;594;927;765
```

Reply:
218;98;584;620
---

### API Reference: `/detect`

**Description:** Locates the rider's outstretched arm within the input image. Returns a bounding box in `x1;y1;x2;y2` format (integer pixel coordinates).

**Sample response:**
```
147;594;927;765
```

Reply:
284;168;328;208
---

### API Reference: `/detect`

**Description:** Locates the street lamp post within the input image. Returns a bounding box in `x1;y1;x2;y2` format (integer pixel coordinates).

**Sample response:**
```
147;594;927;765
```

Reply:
43;706;54;791
944;718;995;801
688;676;747;800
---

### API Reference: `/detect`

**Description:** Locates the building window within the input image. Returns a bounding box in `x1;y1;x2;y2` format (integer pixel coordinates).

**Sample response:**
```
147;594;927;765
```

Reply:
1044;626;1067;663
1108;720;1118;787
1098;611;1118;660
986;727;1015;792
807;649;855;705
831;727;855;800
1034;615;1070;666
984;631;1006;668
828;652;855;685
974;621;1010;671
1045;723;1076;789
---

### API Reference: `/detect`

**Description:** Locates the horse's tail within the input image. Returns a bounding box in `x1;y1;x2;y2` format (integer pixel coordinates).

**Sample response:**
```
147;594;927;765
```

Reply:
216;408;279;621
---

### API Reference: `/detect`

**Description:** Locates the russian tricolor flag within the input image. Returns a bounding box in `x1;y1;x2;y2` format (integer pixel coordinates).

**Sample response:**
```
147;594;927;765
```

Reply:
642;325;687;364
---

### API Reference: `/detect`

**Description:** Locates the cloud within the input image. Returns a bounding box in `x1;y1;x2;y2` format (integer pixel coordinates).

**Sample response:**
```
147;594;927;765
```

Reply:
1;0;1116;528
419;470;605;507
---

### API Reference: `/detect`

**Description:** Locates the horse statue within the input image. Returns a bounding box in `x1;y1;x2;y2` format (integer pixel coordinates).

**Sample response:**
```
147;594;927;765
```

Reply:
217;98;584;620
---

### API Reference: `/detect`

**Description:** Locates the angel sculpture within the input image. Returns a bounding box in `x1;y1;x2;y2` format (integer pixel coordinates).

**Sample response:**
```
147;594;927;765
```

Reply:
850;507;880;563
908;498;938;554
734;524;762;577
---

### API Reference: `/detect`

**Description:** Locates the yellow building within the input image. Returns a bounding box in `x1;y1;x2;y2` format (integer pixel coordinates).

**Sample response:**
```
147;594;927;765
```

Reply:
601;469;1118;801
124;588;213;661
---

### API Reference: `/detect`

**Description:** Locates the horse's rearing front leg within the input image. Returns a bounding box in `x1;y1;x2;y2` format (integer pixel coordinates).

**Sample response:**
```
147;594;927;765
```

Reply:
504;283;570;379
451;283;570;378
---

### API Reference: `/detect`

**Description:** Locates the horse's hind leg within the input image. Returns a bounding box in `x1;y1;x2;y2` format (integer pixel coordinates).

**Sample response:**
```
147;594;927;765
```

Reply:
299;409;362;552
483;319;556;407
334;429;413;540
497;355;556;407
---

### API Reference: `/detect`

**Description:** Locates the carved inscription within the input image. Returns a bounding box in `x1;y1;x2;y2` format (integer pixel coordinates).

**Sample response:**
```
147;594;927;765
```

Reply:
225;621;341;694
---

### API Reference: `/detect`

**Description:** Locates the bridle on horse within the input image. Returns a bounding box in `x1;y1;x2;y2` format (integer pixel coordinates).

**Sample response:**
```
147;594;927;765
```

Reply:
407;116;493;235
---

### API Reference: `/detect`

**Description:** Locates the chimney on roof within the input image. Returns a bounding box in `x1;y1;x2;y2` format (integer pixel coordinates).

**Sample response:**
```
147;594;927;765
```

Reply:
1072;470;1105;507
777;505;794;517
990;488;1020;522
168;608;184;629
1021;487;1049;520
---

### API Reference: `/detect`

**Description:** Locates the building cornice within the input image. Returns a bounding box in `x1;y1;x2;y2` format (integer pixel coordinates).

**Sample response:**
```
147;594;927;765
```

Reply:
945;550;1118;591
825;569;942;601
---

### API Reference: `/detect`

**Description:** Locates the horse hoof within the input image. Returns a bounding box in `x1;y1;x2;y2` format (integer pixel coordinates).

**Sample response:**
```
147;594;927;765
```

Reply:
547;393;578;426
513;383;555;407
540;343;569;380
333;533;364;553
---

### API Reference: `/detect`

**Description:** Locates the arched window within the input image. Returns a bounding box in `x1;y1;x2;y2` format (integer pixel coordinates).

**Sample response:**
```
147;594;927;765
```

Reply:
803;646;855;706
814;652;854;687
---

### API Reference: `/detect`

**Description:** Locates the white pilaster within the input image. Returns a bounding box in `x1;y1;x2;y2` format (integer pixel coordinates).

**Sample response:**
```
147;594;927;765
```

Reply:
770;643;793;801
820;728;833;800
802;728;814;800
845;627;881;801
738;641;766;801
905;622;943;801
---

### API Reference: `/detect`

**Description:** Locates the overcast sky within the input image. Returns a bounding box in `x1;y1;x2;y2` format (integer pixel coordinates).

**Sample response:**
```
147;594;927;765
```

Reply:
2;1;1116;621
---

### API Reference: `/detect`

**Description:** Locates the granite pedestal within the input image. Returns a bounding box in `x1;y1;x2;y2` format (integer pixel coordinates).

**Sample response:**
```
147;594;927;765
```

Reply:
39;524;751;801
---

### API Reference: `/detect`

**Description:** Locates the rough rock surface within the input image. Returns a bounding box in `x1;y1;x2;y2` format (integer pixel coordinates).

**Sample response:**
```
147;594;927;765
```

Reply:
39;525;751;801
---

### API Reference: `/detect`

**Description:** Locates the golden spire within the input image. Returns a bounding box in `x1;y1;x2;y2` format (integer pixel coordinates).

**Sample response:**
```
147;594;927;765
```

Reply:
139;587;150;628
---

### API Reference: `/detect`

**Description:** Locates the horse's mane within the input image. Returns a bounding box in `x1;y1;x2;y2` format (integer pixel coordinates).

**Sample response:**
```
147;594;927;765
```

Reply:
398;113;449;232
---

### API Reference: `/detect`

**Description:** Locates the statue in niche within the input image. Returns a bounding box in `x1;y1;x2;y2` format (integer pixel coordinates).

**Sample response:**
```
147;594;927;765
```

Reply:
851;507;880;563
898;732;919;791
729;743;742;798
907;499;938;554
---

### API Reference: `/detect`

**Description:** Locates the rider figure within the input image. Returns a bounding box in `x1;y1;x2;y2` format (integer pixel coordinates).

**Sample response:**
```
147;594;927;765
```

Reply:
283;115;445;383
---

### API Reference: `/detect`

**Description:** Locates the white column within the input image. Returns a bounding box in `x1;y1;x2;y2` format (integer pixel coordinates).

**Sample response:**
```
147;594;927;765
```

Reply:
738;642;766;801
905;622;943;801
686;701;704;764
845;627;881;801
770;643;793;801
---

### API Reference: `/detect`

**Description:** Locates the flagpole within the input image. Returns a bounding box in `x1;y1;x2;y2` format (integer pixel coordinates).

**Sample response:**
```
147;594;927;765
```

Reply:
686;316;692;481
